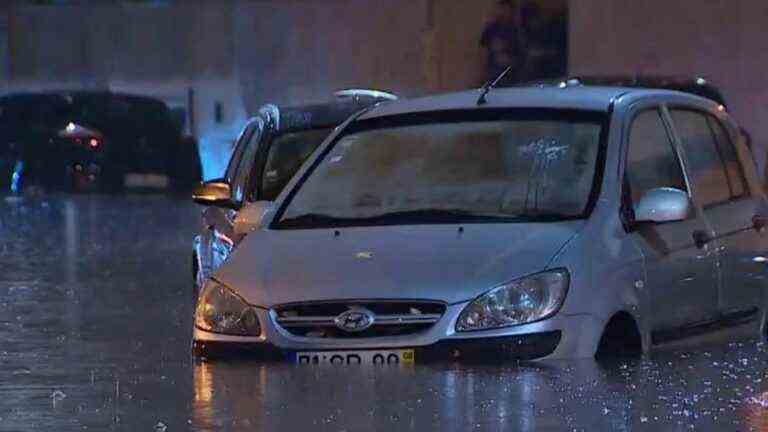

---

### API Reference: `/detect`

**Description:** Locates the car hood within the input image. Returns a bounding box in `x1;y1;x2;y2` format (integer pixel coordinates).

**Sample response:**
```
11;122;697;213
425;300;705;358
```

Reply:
215;222;585;308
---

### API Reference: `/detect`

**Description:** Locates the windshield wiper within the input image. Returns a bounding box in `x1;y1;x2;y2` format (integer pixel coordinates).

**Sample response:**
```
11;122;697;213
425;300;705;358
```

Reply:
516;211;578;222
277;213;353;228
364;208;516;222
278;209;521;229
279;209;580;229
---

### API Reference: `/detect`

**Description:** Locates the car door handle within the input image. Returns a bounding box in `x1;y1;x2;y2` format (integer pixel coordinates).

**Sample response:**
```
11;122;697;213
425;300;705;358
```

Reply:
692;230;711;249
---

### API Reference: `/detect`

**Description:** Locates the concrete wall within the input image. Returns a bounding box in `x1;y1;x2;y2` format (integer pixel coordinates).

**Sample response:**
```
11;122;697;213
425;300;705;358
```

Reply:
2;0;570;179
6;0;500;178
3;1;246;179
234;0;498;113
0;5;8;89
6;0;764;181
4;0;570;179
570;0;768;155
7;1;235;84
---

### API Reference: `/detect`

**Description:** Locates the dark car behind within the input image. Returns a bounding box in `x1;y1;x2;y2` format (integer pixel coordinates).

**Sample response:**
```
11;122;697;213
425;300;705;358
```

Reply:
0;91;200;193
230;90;399;203
255;96;393;201
191;90;398;295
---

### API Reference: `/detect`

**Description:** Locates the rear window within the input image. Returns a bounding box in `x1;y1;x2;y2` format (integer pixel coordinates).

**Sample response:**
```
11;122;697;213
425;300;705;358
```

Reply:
70;95;178;134
0;95;70;129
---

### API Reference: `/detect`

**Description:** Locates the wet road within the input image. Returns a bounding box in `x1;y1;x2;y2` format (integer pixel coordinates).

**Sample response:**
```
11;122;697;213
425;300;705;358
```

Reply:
3;195;768;431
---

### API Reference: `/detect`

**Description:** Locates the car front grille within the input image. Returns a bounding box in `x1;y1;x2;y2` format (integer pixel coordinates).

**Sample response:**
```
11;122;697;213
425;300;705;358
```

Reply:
273;301;446;338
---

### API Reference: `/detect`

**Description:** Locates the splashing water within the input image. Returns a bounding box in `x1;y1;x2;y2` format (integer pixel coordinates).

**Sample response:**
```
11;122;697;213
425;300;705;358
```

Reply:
51;389;66;407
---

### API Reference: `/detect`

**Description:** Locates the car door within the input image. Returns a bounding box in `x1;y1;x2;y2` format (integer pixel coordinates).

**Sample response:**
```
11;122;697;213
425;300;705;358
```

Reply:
201;119;264;277
624;106;720;335
669;107;768;319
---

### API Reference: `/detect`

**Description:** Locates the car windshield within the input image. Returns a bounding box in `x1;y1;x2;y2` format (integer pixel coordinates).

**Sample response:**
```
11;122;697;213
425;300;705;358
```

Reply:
276;109;606;229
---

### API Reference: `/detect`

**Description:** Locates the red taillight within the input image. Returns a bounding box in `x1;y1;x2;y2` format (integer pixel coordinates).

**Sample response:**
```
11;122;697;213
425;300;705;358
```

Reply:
88;138;100;149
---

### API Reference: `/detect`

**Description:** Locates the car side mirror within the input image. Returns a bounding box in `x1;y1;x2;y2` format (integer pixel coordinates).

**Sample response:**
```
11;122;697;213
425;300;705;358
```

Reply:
634;187;691;224
234;201;275;235
192;180;236;208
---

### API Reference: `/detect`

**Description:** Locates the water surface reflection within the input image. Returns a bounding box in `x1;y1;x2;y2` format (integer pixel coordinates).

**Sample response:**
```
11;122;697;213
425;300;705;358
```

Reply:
189;344;768;431
2;195;768;431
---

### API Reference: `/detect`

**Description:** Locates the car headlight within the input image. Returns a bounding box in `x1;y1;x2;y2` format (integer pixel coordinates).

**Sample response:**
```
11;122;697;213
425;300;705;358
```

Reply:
456;269;569;332
195;280;261;336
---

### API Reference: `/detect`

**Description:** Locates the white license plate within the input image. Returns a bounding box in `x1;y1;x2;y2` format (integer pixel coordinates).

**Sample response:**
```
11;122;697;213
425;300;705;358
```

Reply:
292;349;415;366
123;173;169;189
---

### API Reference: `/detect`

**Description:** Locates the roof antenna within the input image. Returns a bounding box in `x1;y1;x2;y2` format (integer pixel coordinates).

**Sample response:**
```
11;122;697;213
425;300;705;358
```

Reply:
477;65;513;106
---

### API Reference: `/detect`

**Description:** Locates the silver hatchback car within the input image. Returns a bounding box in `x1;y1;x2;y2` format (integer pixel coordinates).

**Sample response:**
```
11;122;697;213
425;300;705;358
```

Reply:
192;85;768;364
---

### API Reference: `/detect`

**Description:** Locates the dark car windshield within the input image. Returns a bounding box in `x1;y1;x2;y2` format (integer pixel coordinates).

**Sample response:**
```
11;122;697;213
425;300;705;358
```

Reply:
0;95;71;131
275;109;607;229
69;94;179;135
0;93;177;134
259;128;332;201
1;92;181;172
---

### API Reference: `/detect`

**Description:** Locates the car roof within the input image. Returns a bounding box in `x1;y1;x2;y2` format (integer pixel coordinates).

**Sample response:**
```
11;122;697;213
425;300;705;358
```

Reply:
529;75;728;107
2;90;164;103
258;97;393;134
0;92;70;105
357;86;677;120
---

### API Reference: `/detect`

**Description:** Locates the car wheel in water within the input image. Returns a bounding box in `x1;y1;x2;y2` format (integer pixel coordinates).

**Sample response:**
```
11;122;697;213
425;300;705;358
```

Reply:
595;312;643;359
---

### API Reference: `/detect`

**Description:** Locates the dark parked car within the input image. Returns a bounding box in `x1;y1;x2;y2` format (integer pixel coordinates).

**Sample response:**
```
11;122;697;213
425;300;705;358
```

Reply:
0;91;200;192
191;90;397;295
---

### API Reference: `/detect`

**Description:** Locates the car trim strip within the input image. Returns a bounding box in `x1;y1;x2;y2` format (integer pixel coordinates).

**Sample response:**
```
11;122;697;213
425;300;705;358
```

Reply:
276;313;443;328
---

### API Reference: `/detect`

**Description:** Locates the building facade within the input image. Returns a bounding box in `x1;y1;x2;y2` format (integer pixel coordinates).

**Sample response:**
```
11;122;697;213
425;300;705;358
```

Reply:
4;1;762;180
570;0;768;171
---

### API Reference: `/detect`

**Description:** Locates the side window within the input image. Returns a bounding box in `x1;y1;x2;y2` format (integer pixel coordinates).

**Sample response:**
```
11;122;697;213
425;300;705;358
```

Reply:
224;124;254;184
231;123;263;204
707;116;748;198
626;109;688;205
670;109;733;206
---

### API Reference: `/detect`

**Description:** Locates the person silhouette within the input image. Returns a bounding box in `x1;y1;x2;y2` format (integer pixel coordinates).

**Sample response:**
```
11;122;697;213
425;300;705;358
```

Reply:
480;0;527;83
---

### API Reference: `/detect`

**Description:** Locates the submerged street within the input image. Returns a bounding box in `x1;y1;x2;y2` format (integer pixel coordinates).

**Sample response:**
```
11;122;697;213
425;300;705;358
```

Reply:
2;195;768;431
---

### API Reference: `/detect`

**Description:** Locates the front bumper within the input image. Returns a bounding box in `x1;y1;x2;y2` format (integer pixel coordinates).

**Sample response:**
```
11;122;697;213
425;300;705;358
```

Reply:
192;303;603;362
194;331;563;362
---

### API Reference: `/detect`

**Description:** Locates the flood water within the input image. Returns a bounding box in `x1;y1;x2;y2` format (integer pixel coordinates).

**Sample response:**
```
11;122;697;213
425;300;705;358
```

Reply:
2;195;768;431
